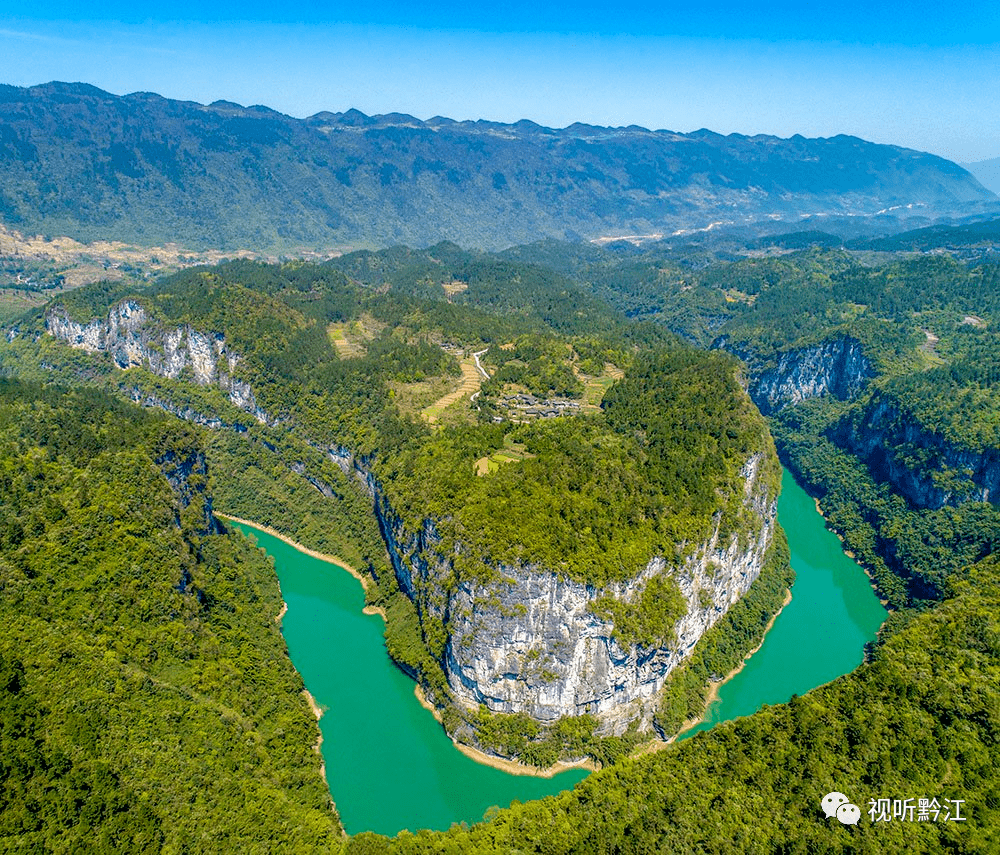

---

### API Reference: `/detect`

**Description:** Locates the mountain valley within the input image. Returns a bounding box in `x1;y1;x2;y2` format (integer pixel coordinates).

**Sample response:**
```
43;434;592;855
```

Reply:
1;83;999;851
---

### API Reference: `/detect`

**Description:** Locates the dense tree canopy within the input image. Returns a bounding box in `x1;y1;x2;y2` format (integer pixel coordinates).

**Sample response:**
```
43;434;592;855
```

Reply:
2;230;999;852
0;380;341;850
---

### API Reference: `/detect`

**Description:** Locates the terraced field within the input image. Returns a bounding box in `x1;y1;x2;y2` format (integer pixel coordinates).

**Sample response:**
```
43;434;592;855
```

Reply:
475;440;534;476
326;314;385;359
422;350;489;425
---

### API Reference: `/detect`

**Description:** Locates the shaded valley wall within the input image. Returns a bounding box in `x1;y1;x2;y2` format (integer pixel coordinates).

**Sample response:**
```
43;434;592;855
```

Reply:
836;394;1000;509
723;332;999;511
719;335;875;415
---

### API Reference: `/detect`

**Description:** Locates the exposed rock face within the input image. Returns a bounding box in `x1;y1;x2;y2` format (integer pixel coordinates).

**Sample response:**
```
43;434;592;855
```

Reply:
334;446;777;735
447;455;776;734
156;447;220;536
45;301;271;424
836;394;1000;509
122;386;250;432
44;302;781;737
722;333;1000;510
720;335;875;414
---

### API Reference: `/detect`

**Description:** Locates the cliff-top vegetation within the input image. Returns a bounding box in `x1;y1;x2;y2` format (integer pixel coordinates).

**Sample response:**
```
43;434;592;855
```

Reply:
3;224;1000;850
23;257;776;590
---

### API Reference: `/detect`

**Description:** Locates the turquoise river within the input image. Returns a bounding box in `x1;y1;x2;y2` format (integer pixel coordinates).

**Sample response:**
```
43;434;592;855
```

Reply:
230;468;886;836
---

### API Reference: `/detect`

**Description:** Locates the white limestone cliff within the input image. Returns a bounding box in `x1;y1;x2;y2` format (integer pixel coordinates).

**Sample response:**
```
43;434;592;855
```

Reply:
45;304;782;739
334;445;777;736
718;335;875;415
45;301;270;424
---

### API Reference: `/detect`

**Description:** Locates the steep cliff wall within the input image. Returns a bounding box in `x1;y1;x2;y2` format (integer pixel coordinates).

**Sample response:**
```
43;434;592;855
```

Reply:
332;446;777;736
836;393;1000;509
446;453;776;735
45;301;271;424
720;336;875;415
44;306;781;740
723;334;1000;510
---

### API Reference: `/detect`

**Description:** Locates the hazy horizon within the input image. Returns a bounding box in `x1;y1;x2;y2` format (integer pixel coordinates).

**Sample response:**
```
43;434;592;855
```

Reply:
2;2;999;163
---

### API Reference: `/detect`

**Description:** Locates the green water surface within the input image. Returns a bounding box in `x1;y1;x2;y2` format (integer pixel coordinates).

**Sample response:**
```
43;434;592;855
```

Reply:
681;469;887;739
231;467;886;836
230;522;587;837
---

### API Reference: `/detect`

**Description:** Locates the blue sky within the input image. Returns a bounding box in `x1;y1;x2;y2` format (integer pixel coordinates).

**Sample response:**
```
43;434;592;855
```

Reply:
2;2;999;162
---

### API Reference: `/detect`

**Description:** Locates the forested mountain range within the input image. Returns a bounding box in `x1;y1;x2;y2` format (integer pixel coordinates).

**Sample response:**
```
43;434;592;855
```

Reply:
3;77;1000;847
3;223;1000;848
0;81;995;251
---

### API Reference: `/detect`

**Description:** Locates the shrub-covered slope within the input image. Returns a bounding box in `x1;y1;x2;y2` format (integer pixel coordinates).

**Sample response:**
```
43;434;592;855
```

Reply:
0;380;340;850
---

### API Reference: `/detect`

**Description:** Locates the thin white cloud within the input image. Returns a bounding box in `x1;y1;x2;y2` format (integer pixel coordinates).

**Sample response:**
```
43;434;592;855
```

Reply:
0;26;83;44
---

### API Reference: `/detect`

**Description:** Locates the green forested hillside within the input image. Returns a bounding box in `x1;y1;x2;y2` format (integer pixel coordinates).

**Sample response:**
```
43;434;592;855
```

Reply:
0;82;991;250
22;260;767;591
0;256;786;773
515;239;1000;590
772;399;1000;609
383;346;775;587
849;217;1000;252
514;241;999;370
3;227;1000;852
0;381;340;850
515;239;1000;477
326;242;630;336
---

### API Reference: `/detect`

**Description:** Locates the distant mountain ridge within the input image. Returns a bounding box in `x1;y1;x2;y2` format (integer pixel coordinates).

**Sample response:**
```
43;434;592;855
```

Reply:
0;81;995;251
962;157;1000;196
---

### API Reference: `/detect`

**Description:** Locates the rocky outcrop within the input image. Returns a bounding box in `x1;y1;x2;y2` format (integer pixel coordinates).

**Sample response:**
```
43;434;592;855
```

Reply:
45;301;271;424
720;335;875;414
156;447;220;536
123;386;252;432
290;461;338;499
445;455;776;734
835;394;1000;509
43;301;781;739
333;445;777;736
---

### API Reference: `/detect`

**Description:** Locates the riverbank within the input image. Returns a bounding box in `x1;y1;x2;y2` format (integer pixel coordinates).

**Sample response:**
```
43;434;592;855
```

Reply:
305;687;326;783
303;688;341;823
413;686;598;778
684;587;793;734
811;497;890;608
223;510;782;773
632;585;794;759
222;512;590;778
216;512;387;619
415;580;794;774
228;512;591;835
219;468;882;835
